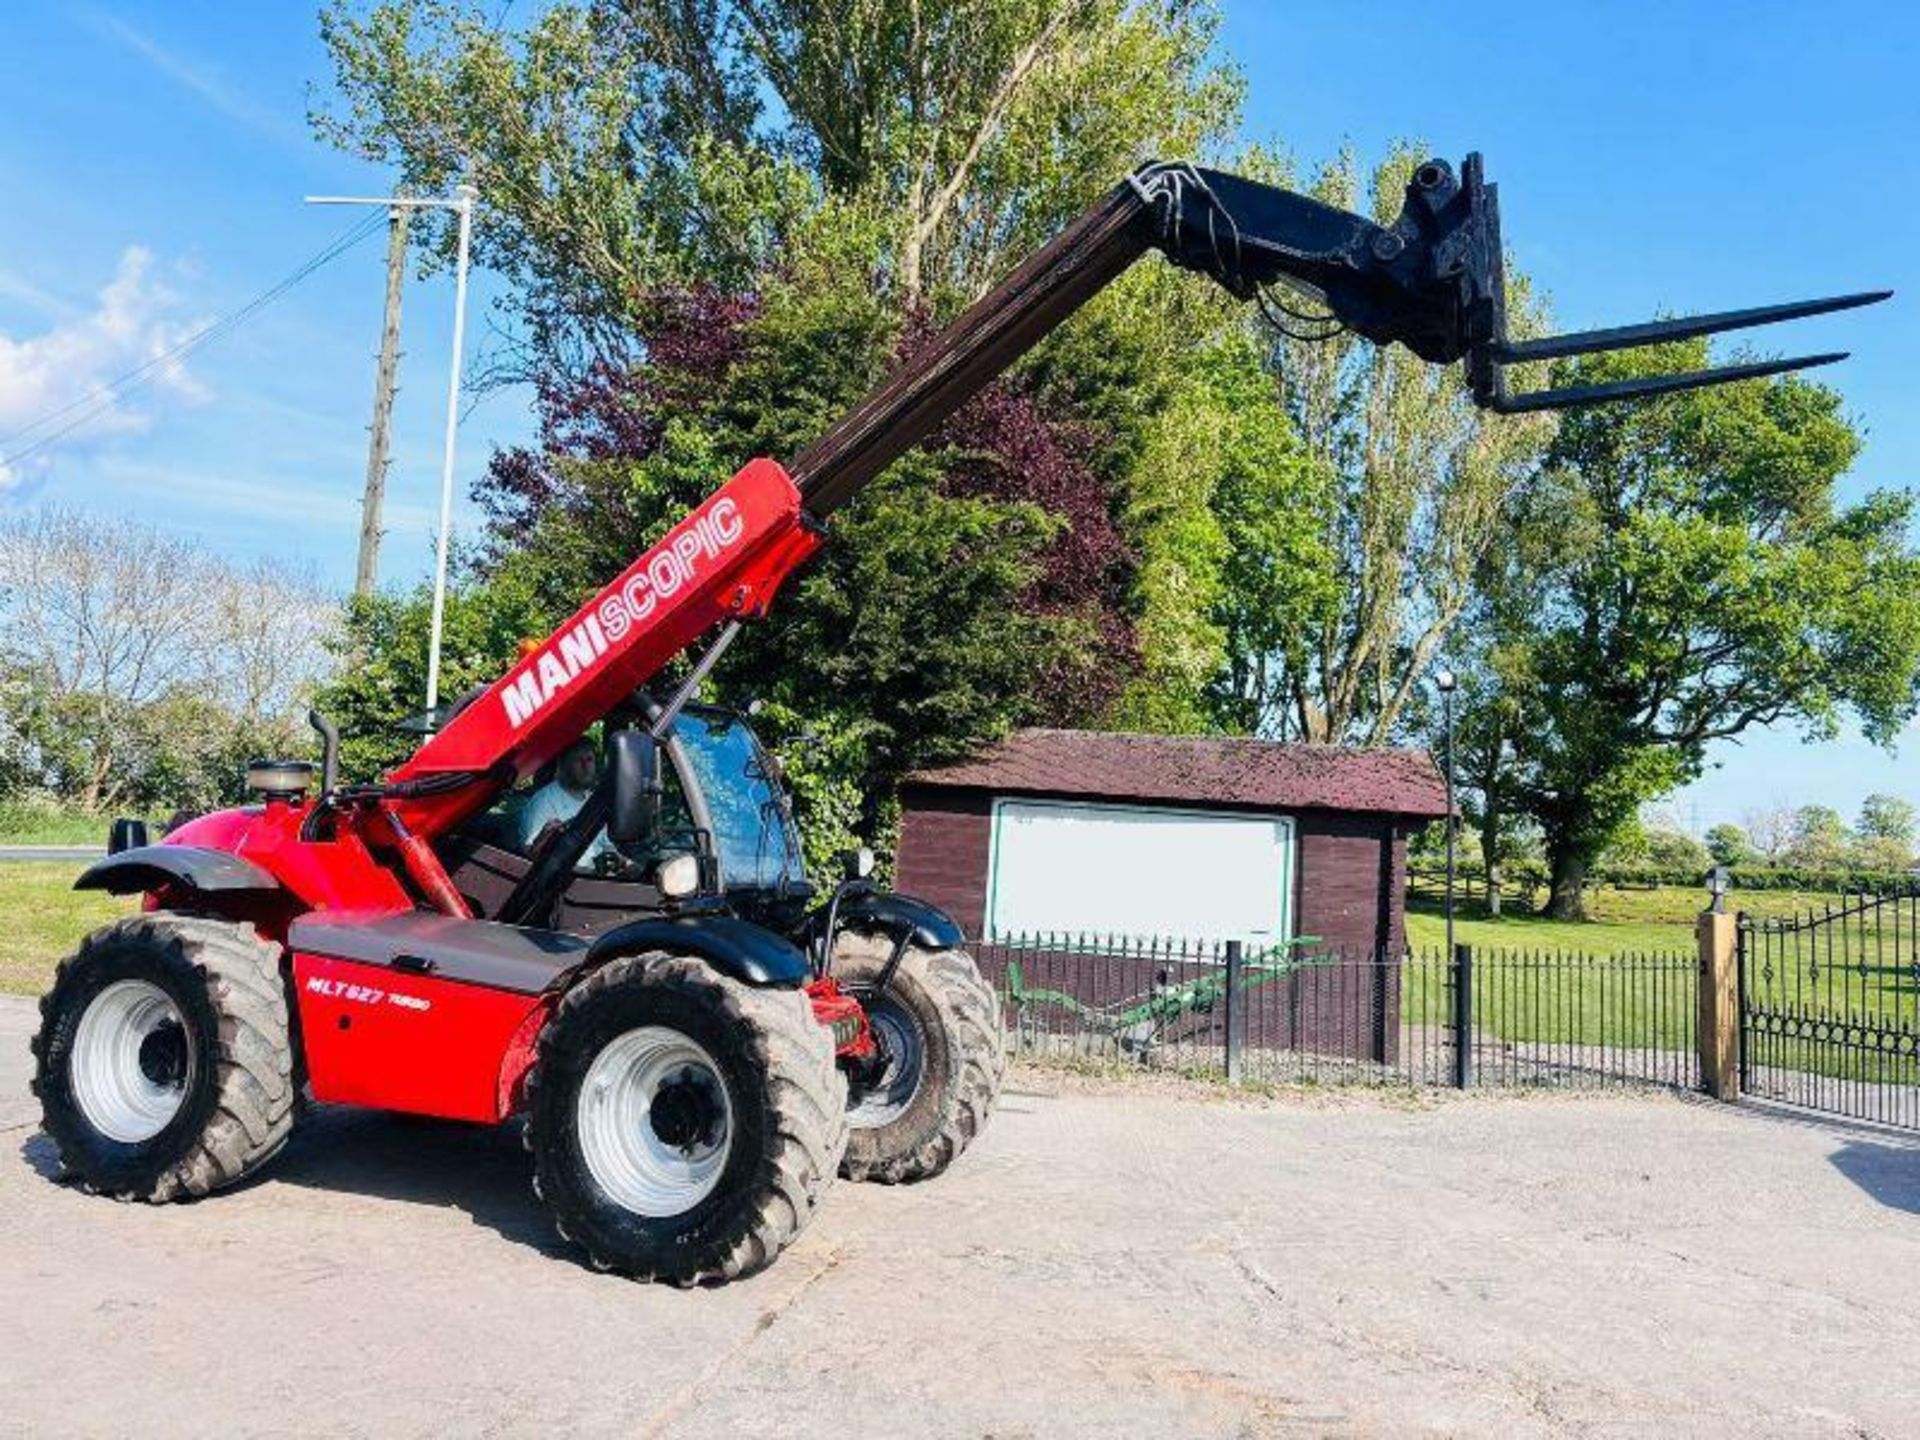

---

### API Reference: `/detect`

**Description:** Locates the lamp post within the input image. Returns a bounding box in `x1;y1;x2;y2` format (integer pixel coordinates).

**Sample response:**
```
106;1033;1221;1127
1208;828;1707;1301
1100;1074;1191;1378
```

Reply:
307;183;478;720
1436;668;1458;958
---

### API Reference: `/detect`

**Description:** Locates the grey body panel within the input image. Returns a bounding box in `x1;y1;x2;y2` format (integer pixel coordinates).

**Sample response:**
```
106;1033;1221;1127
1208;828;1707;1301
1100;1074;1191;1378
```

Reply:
584;915;810;987
74;844;281;896
290;911;588;994
839;891;965;951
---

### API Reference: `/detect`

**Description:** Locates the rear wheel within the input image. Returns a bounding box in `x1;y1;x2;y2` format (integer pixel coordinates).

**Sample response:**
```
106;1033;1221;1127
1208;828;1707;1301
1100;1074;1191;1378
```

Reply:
32;914;295;1200
834;935;1007;1184
525;953;847;1284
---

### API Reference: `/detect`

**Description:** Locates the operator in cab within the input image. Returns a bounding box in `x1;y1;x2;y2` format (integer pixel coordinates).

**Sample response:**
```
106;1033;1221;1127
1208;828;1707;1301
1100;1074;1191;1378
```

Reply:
517;738;604;858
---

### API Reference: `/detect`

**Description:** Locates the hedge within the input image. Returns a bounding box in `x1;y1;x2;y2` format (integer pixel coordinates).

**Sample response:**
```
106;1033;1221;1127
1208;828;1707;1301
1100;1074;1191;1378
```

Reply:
1410;859;1919;896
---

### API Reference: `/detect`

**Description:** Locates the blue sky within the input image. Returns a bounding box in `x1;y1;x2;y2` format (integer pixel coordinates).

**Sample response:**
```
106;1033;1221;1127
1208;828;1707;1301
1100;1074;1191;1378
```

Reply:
0;3;531;579
1223;2;1920;834
1;2;1915;833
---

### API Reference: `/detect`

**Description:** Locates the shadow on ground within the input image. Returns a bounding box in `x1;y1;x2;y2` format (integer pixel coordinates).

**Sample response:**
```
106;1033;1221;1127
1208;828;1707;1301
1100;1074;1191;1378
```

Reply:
271;1107;569;1256
20;1130;60;1181
15;1106;571;1259
1682;1094;1920;1216
1828;1138;1920;1215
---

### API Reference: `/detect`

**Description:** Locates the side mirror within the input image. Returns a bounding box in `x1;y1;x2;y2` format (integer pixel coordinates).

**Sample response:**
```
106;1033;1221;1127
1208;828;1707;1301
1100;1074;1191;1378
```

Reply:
607;729;662;848
844;845;876;881
108;817;150;855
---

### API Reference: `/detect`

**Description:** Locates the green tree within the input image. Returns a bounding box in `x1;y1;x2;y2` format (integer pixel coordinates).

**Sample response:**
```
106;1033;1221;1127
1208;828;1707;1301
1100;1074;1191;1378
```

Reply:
657;0;1240;307
315;0;1238;368
1500;343;1920;918
1704;822;1753;868
1265;146;1555;745
1788;804;1852;869
1850;833;1913;874
1642;826;1709;875
1856;793;1916;845
1105;329;1336;733
316;0;811;369
1447;445;1594;916
1848;793;1914;871
1434;665;1529;918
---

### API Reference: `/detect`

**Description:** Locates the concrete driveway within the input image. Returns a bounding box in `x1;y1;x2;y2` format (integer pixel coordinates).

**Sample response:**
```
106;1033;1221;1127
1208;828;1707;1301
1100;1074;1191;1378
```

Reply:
3;994;1918;1438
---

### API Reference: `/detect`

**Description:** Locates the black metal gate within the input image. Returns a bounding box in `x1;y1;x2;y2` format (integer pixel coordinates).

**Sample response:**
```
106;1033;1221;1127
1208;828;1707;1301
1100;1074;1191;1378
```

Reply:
1738;892;1920;1129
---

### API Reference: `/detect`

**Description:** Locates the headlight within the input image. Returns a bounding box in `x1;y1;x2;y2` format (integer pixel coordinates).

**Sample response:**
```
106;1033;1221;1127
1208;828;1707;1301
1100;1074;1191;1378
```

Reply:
246;759;314;803
657;853;700;899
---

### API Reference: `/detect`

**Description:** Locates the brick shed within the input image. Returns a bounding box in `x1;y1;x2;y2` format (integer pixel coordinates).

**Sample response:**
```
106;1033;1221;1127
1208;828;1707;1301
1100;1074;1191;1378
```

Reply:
896;730;1449;1065
896;728;1449;957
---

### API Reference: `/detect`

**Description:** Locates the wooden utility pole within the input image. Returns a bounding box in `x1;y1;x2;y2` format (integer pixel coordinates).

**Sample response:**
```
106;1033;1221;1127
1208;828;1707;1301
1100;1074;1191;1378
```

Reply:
355;205;409;597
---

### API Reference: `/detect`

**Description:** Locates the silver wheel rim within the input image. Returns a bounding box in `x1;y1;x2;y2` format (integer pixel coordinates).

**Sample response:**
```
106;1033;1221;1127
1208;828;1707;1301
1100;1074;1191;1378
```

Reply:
71;979;193;1143
848;994;926;1129
576;1026;733;1217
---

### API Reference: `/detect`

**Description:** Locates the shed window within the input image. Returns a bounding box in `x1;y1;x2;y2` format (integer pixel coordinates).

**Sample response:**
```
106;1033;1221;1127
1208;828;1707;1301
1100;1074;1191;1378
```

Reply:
985;799;1294;947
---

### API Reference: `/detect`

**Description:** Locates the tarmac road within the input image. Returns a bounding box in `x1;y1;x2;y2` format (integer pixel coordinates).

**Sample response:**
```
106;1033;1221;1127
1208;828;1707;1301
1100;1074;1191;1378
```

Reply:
3;993;1918;1438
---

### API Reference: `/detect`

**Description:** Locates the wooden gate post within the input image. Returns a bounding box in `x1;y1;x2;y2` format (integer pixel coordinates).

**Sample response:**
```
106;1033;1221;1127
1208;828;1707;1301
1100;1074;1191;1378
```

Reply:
1696;904;1740;1099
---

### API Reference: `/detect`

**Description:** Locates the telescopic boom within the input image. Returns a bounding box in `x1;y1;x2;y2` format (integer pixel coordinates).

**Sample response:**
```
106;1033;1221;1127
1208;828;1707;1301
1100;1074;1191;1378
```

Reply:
795;154;1885;513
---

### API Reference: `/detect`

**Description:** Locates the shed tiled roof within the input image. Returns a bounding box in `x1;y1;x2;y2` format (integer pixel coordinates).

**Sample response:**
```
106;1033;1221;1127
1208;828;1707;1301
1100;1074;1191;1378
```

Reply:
905;728;1448;819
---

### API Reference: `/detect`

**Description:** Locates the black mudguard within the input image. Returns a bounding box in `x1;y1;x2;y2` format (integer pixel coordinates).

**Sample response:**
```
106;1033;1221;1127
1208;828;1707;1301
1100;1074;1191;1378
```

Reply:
584;915;811;988
835;891;965;951
73;844;281;898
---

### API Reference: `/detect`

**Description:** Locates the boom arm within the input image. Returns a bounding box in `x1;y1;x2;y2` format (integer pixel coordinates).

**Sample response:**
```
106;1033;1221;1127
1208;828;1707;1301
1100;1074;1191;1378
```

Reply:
793;154;1887;513
392;154;1888;837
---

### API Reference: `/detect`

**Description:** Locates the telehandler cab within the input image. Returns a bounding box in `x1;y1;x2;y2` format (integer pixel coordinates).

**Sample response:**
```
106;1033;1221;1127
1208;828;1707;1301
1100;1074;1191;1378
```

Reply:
31;154;1888;1283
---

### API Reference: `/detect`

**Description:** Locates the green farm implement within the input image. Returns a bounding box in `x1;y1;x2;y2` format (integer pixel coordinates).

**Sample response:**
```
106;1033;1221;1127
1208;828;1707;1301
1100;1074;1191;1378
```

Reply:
1002;940;1329;1060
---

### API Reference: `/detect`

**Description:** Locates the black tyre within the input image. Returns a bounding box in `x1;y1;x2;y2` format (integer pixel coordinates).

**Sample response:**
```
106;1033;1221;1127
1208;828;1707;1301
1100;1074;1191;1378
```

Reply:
524;953;848;1284
834;934;1007;1184
31;913;295;1200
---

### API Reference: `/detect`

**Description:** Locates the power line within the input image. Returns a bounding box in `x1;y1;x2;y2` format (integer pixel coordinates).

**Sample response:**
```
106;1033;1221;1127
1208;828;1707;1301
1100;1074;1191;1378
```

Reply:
0;210;388;471
3;209;386;450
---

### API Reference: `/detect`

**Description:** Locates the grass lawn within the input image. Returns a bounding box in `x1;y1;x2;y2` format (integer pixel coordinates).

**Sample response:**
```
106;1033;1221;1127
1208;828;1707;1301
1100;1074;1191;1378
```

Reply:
1403;885;1917;1071
1404;883;1860;957
0;863;130;996
1395;943;1698;1051
0;802;114;847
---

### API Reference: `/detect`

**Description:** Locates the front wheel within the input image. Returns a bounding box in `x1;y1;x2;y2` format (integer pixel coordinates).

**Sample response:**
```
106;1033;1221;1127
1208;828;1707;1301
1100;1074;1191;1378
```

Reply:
834;935;1007;1184
31;913;296;1200
524;953;847;1284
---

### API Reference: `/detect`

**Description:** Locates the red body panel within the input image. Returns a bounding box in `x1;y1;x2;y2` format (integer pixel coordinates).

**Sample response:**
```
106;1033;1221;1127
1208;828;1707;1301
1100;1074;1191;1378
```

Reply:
807;977;876;1061
292;953;544;1123
167;801;413;930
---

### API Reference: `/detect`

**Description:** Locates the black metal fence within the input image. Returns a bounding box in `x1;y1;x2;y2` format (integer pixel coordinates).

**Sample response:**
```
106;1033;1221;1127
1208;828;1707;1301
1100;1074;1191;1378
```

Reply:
1739;891;1920;1130
973;935;1698;1092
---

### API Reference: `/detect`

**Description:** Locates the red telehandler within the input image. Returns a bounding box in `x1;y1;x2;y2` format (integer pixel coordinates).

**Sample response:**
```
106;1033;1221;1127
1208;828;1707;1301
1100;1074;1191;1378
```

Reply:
31;155;1887;1283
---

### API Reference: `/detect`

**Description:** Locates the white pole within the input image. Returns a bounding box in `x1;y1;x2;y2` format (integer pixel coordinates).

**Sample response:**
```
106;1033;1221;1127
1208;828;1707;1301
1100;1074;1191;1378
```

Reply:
424;182;477;719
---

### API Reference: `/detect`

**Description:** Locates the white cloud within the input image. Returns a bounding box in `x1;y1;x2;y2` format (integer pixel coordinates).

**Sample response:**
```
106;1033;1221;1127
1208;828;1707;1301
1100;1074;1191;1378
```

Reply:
0;248;206;491
0;269;80;322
